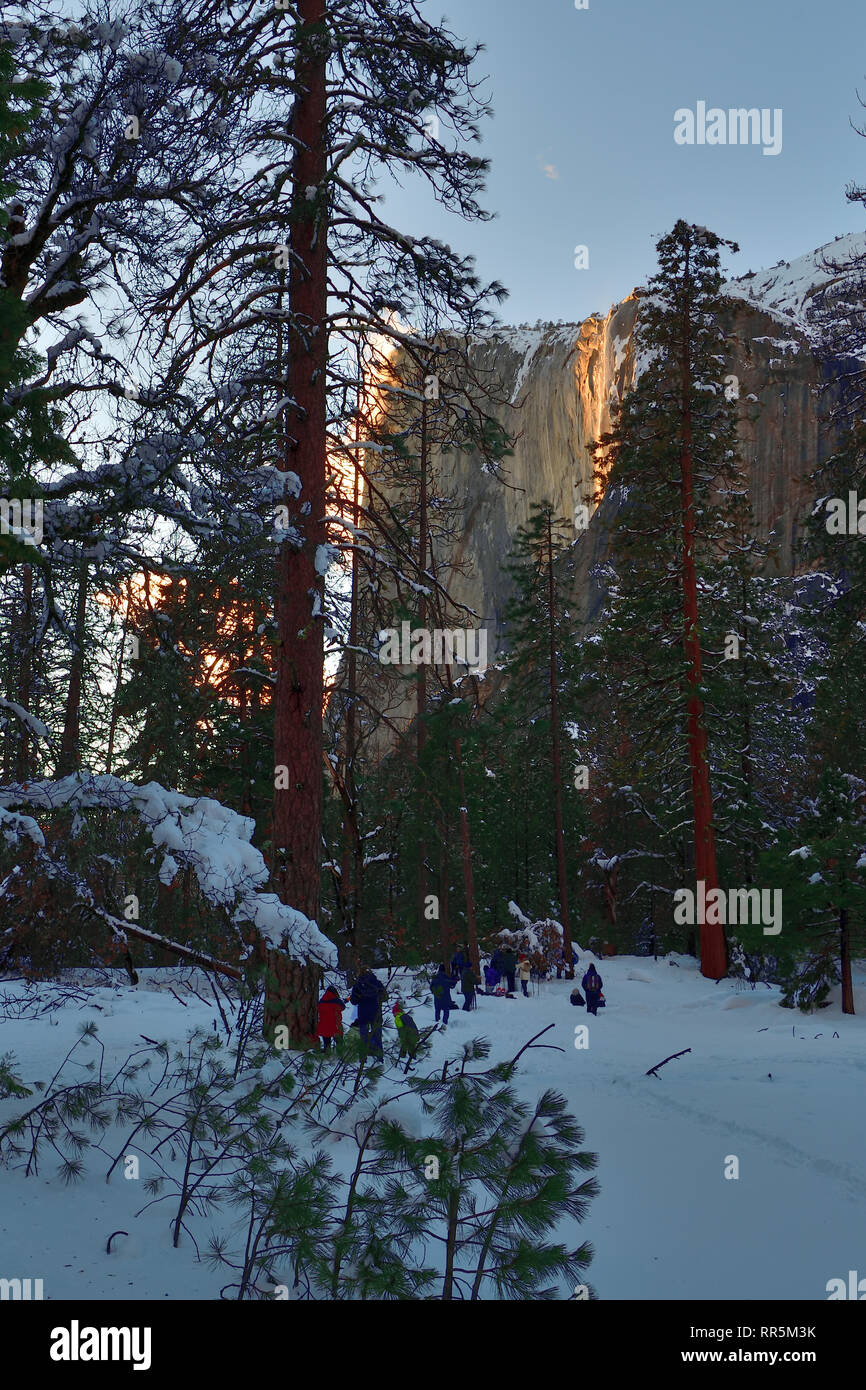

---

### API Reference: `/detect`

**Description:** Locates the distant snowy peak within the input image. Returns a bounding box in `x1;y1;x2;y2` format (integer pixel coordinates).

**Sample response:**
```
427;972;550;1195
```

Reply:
483;232;866;351
723;231;866;337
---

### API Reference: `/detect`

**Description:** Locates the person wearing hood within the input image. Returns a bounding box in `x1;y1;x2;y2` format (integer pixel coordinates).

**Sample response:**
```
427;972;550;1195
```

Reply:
392;1000;420;1071
582;964;604;1016
350;968;386;1058
430;964;455;1025
316;984;345;1051
483;958;500;993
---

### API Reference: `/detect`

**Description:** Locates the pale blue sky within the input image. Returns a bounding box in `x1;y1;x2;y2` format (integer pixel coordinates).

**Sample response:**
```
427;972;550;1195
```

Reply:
381;0;866;323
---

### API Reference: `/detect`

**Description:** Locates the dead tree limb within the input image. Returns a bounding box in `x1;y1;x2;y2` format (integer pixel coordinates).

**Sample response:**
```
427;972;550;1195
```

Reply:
646;1047;691;1077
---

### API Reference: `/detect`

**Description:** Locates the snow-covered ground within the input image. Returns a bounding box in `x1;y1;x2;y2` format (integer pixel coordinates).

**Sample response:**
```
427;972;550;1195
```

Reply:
1;953;864;1301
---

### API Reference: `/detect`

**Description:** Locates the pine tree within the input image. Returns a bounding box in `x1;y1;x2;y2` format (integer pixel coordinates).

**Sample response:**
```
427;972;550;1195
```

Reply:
500;502;583;959
745;771;866;1014
374;1037;598;1300
588;221;747;979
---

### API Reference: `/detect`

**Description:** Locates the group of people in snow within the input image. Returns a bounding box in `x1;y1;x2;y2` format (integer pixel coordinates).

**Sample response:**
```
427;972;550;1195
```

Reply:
314;954;608;1060
315;970;422;1070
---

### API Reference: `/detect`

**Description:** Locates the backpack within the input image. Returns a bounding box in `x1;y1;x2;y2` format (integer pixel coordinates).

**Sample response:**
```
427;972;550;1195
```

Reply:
570;989;585;1007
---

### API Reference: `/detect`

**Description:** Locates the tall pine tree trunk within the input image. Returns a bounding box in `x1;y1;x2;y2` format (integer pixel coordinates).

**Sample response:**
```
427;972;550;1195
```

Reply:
339;432;363;969
105;581;132;776
840;906;855;1015
416;390;430;953
58;560;88;777
270;0;329;1041
438;825;452;971
11;563;34;782
679;245;726;981
546;511;575;977
455;736;480;977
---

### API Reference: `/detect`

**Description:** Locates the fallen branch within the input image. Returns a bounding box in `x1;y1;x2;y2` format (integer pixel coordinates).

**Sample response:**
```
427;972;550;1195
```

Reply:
502;1024;564;1073
646;1047;691;1078
110;919;242;982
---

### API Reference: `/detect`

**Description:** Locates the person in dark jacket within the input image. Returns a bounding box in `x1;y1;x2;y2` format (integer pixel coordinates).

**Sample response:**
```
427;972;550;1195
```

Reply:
317;984;345;1051
350;969;386;1058
430;965;455;1025
483;959;500;993
500;948;517;994
460;962;478;1011
450;943;471;978
582;964;604;1016
392;1001;420;1072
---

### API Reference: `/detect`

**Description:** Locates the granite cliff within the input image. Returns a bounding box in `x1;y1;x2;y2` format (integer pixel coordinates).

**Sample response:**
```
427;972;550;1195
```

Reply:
352;234;863;747
402;234;865;650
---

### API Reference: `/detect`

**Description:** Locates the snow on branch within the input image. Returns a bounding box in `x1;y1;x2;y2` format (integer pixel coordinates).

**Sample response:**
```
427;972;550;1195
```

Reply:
507;900;533;929
0;774;336;967
0;698;50;742
0;807;45;849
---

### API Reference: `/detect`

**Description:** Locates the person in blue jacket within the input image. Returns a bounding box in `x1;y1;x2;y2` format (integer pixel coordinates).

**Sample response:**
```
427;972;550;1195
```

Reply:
430;964;455;1025
350;969;386;1058
483;958;500;992
582;963;604;1016
450;944;470;978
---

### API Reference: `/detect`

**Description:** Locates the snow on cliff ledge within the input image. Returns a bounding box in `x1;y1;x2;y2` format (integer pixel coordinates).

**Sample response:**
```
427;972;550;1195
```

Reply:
723;231;866;339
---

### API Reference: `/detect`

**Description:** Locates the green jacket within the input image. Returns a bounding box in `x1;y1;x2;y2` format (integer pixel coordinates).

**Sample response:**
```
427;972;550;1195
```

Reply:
394;1009;419;1052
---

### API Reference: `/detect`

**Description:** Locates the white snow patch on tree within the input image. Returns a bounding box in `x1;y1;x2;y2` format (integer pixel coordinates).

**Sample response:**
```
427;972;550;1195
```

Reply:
0;774;336;965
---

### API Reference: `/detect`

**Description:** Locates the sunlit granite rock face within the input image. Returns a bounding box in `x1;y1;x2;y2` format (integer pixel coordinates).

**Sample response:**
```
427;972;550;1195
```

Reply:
352;237;859;750
420;288;833;650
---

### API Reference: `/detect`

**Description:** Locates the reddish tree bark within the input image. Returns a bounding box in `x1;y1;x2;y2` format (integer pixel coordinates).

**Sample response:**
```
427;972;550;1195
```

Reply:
270;0;329;1040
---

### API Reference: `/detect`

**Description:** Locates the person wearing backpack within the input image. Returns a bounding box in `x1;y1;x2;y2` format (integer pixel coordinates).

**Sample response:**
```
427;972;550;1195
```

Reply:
430;964;455;1025
316;984;345;1051
392;1001;420;1071
582;963;604;1016
350;969;386;1058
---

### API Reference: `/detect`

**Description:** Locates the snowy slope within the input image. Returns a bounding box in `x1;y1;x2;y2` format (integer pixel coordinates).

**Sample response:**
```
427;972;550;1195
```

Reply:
0;956;864;1301
723;231;866;340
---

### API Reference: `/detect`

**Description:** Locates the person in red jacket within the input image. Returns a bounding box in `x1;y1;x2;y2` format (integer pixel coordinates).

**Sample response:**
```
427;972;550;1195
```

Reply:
317;984;345;1051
